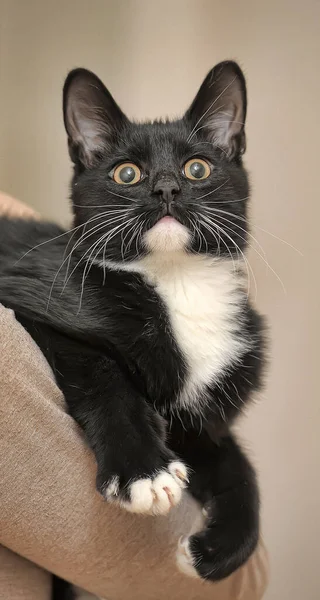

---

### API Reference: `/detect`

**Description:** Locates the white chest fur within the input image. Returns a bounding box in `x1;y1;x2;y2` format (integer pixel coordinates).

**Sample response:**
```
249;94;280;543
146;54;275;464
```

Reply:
124;253;250;413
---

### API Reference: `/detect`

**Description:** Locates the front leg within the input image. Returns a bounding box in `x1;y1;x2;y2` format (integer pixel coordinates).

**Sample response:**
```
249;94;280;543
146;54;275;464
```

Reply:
49;336;188;515
170;421;259;580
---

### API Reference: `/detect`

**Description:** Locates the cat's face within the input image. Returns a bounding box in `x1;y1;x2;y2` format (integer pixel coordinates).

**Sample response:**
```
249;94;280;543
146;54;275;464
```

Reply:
63;61;249;264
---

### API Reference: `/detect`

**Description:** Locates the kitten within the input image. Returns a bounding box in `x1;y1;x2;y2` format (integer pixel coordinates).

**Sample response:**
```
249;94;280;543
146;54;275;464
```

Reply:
0;61;265;586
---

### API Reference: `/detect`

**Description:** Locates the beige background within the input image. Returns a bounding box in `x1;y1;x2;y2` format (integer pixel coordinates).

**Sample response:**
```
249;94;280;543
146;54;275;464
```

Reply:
0;1;319;598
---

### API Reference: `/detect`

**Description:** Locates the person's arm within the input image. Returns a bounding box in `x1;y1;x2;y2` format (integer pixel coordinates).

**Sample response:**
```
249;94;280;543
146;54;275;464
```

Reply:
21;322;187;514
0;192;269;599
0;191;41;219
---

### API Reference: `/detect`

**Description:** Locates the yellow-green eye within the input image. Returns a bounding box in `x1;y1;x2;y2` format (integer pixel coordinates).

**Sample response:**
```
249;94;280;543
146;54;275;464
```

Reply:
113;163;141;185
184;158;211;180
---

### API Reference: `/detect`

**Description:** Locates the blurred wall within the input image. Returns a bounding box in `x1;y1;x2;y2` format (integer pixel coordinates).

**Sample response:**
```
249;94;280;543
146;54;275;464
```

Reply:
1;1;319;598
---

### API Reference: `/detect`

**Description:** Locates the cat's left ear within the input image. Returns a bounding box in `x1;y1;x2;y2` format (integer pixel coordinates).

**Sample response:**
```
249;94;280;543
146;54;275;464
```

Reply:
185;61;247;159
63;68;128;169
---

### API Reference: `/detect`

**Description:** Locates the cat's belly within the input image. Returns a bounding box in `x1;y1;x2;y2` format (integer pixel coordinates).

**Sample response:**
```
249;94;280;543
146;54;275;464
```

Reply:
135;254;251;413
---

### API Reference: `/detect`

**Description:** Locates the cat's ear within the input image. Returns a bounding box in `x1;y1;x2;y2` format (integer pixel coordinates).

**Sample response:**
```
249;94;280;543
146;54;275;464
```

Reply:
185;61;247;159
63;68;128;168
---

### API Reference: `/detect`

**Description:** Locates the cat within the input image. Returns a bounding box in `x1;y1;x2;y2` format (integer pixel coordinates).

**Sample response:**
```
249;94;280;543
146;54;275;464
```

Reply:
0;60;265;588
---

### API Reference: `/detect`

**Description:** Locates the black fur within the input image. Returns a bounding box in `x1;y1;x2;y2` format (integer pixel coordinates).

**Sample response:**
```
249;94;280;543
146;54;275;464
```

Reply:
0;61;265;584
52;575;75;600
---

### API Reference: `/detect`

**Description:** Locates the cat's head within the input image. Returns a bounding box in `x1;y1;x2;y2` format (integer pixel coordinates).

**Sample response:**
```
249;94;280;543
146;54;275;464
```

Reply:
63;61;249;264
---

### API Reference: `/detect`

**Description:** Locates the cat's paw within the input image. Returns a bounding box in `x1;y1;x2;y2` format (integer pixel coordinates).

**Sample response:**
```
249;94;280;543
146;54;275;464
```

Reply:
176;522;259;581
123;461;188;515
100;461;188;516
176;536;200;579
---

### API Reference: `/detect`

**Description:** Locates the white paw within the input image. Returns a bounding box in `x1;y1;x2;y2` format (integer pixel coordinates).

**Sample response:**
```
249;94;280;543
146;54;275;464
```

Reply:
123;461;188;515
176;536;200;579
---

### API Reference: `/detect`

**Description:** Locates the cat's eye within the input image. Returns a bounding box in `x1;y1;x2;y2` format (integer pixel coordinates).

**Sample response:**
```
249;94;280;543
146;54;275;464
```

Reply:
183;158;211;180
113;163;142;185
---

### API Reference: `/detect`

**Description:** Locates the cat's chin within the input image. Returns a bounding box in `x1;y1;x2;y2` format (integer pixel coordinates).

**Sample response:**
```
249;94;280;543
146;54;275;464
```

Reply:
144;217;191;253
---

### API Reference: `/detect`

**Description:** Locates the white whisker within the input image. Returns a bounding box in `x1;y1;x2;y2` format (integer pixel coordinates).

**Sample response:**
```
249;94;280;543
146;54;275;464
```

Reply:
204;204;303;255
15;214;102;264
206;213;286;294
203;208;268;262
253;224;303;256
77;233;110;313
188;213;207;254
72;203;133;209
77;217;139;311
47;214;128;309
135;220;145;259
121;215;141;260
125;217;144;257
200;213;256;299
194;179;229;201
107;189;139;204
199;215;235;272
62;209;134;281
204;195;249;205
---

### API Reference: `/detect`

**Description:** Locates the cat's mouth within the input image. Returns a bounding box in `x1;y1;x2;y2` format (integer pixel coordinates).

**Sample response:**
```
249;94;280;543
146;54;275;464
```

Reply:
155;215;178;226
144;211;191;253
148;212;186;233
151;206;185;229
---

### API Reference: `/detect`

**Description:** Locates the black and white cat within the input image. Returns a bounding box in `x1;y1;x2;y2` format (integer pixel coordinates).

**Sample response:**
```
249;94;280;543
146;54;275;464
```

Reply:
0;61;265;587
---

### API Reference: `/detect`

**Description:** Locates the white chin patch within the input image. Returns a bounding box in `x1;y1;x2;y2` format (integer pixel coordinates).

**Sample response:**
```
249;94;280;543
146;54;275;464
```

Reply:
144;218;191;253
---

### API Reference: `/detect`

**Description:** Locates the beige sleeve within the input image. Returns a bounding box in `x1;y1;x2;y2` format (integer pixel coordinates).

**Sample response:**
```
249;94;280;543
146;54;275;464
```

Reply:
0;546;51;600
0;191;41;219
0;194;269;599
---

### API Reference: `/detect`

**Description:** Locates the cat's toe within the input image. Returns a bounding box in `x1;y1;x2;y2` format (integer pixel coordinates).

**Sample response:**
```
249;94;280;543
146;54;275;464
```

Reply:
122;460;188;515
176;536;200;579
168;460;189;486
103;475;120;499
150;469;184;514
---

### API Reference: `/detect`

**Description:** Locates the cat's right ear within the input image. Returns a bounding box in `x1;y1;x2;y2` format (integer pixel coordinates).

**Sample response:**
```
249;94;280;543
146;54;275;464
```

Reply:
63;68;128;169
185;61;247;159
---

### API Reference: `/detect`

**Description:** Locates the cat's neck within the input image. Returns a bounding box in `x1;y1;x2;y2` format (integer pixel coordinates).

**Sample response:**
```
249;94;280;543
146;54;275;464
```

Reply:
100;251;244;282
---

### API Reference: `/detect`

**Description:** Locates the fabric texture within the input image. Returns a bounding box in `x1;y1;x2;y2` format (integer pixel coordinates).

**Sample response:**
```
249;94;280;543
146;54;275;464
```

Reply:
0;193;269;599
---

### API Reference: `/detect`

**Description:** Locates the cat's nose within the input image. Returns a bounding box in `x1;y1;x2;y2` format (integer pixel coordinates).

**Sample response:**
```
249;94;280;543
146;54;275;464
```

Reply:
153;178;180;206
